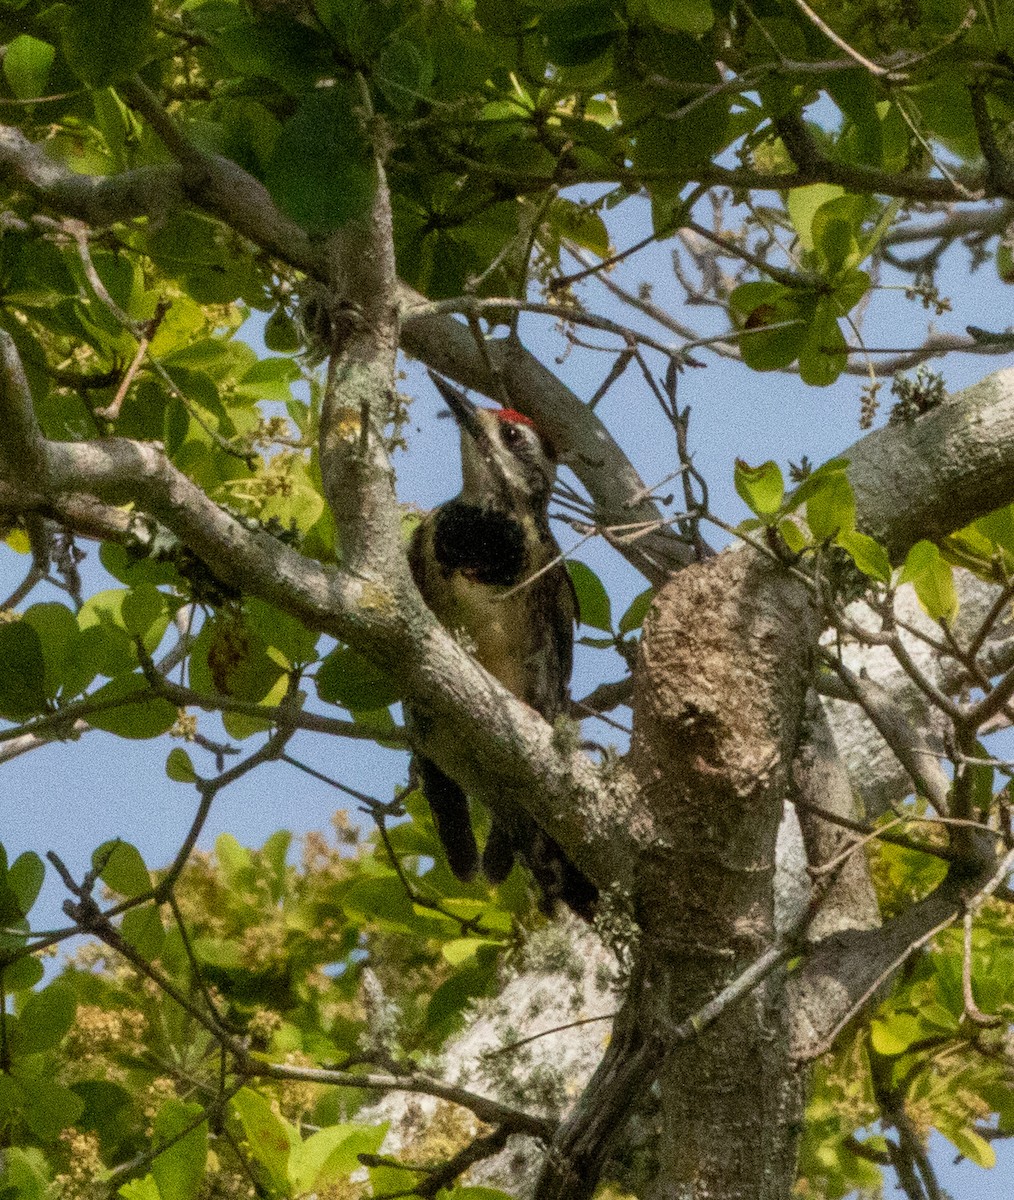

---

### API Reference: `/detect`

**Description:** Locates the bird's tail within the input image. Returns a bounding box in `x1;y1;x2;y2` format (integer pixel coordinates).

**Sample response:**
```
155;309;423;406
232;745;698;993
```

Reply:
417;759;598;920
486;809;599;922
417;757;480;881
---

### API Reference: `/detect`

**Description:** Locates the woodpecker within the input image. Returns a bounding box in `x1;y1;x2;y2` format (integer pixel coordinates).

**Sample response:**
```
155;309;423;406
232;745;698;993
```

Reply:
409;373;598;920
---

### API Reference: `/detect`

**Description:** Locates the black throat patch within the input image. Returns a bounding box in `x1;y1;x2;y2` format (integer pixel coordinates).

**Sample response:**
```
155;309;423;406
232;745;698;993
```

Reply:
432;502;527;588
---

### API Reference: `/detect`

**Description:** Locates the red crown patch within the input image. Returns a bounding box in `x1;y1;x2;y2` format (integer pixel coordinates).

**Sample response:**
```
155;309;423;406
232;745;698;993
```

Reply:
495;408;535;428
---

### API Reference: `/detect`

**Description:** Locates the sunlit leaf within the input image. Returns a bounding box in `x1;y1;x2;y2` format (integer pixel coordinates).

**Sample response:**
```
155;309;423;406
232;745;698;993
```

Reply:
230;1088;295;1186
93;840;151;898
166;747;198;783
152;1098;208;1200
3;35;55;99
899;540;958;621
568;560;612;631
734;459;784;520
836;530;891;582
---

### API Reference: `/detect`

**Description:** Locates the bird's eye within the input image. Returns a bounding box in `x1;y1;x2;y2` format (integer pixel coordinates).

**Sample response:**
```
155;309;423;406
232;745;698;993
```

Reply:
501;423;524;448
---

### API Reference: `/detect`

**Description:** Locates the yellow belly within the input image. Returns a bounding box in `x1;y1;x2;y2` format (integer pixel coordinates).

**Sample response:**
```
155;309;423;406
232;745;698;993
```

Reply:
446;572;530;701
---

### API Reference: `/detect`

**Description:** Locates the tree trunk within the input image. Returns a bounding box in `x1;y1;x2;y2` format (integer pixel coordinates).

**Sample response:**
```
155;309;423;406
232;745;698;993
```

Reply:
629;550;817;1197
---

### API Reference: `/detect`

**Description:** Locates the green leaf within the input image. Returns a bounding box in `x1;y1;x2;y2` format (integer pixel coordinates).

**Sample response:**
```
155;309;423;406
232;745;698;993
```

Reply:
152;1098;208;1200
93;840;151;898
830;268;871;315
940;1126;996;1169
797;299;847;387
62;0;154;86
11;983;76;1055
84;674;177;739
377;35;429;112
786;458;852;510
215;832;253;888
734;459;784;520
811;195;868;275
266;87;377;235
619;586;654;635
787;185;845;251
579;635;615;649
190;615;286;703
3;956;44;992
899;540;959;621
78;588;160;679
288;1122;388;1192
3;35;55;99
166;747;198;783
0;621;48;720
0;1071;23;1122
7;852;44;918
234;357;301;404
0;1147;50;1200
539;1;622;65
213;13;328;93
121;905;165;959
425;957;500;1040
22;1079;84;1142
22;602;80;699
121;583;170;641
230;1088;296;1187
119;1177;161;1200
647;0;714;34
869;1011;922;1055
441;937;501;965
71;1079;132;1145
730;283;809;372
548;198;610;258
339;873;419;929
245;599;319;667
777;518;808;554
975;503;1014;556
805;471;856;540
317;646;403;710
567;560;612;631
836;530;892;582
264;308;302;352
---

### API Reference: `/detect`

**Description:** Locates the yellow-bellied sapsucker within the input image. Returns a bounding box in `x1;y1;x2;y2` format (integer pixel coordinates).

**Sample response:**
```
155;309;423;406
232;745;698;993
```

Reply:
409;374;598;920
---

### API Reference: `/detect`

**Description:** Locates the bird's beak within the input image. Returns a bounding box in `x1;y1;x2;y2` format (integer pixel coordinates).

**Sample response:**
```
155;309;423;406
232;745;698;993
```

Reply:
428;371;484;442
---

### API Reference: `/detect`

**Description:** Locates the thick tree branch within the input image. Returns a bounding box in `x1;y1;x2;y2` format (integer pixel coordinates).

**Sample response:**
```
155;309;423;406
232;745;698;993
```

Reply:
0;121;691;582
847;368;1014;560
0;335;643;896
790;844;1014;1061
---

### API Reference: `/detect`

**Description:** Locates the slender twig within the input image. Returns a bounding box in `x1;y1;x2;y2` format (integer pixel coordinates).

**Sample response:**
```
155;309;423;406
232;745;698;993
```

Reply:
961;905;1002;1026
818;648;953;812
143;671;406;744
158;721;294;896
486;1012;618;1058
248;1060;554;1139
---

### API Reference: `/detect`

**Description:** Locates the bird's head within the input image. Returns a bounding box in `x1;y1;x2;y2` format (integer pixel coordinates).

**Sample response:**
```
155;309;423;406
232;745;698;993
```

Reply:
430;373;558;511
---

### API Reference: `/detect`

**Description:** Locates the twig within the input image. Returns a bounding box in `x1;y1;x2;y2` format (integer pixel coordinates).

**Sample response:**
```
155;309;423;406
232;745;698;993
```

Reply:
818;648;953;812
248;1060;554;1140
961;905;1001;1026
363;1125;515;1197
487;1012;618;1058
